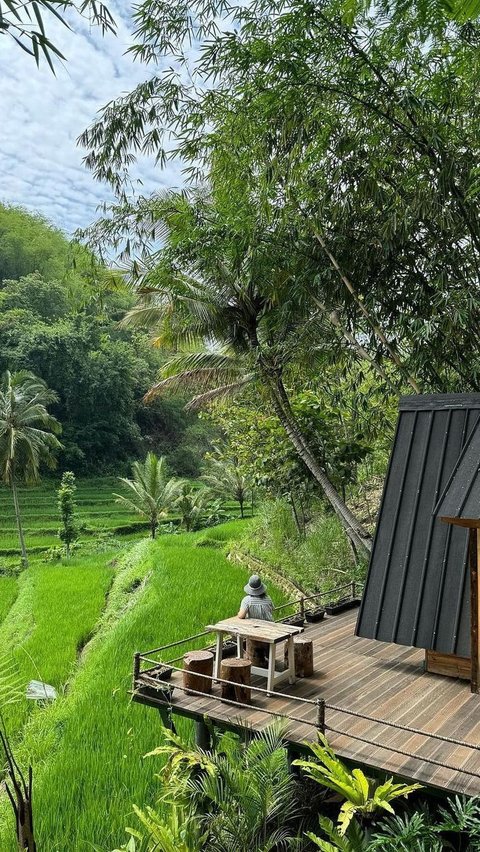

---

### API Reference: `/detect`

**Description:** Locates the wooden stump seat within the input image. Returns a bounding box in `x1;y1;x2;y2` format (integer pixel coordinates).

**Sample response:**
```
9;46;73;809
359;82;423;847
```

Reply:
221;658;251;704
284;637;314;678
183;650;214;695
245;637;268;667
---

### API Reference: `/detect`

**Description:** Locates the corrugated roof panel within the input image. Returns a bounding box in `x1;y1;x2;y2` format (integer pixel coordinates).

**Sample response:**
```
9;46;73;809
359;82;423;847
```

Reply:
356;395;480;657
435;419;480;524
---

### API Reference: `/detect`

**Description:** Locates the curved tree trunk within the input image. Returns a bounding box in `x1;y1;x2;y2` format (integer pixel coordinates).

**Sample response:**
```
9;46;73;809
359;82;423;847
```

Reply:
258;362;372;556
10;474;28;568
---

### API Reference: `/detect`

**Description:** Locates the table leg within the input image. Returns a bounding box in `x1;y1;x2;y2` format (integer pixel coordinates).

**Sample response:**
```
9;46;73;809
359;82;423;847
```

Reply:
287;635;295;685
236;633;243;658
214;631;224;681
267;643;276;695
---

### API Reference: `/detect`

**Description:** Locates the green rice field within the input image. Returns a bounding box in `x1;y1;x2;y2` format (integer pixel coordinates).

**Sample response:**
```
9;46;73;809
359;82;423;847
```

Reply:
0;480;274;851
0;477;151;560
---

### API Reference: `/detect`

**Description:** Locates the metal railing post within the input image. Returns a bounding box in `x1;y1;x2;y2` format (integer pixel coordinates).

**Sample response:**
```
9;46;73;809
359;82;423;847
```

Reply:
351;581;356;599
299;596;305;618
133;652;141;691
316;698;325;734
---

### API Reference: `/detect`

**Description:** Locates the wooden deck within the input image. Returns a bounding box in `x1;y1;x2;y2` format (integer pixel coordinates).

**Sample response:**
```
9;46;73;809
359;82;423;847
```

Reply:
133;608;480;795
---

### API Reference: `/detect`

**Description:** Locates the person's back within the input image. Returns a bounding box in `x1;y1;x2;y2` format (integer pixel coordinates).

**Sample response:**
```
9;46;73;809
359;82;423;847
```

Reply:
238;575;274;621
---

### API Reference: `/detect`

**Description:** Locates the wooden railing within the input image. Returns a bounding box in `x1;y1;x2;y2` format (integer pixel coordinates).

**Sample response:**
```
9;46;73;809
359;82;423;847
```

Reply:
132;658;480;782
131;579;480;782
136;581;364;664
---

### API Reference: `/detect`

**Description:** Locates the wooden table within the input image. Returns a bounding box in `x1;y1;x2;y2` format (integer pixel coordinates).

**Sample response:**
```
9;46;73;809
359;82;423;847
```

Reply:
206;617;304;694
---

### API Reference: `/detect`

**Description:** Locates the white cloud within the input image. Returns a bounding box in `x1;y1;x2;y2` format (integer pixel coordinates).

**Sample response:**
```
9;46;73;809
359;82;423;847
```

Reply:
0;0;182;237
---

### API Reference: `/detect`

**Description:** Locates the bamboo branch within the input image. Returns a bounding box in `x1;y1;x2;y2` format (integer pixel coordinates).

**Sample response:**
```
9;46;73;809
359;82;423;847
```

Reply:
313;229;422;393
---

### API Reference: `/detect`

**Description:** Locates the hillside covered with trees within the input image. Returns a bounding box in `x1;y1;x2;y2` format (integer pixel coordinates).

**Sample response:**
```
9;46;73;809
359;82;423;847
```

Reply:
0;205;213;476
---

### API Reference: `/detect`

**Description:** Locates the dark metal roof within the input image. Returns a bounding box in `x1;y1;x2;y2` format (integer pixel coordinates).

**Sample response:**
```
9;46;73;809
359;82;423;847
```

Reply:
435;420;480;526
356;393;480;656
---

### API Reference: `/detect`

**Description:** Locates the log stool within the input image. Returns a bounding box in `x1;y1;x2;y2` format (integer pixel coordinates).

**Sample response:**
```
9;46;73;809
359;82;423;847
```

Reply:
220;658;251;704
284;637;314;678
245;637;269;667
183;650;214;695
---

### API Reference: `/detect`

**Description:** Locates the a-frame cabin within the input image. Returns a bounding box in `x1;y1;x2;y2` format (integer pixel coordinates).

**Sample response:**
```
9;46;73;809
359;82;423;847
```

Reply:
356;393;480;692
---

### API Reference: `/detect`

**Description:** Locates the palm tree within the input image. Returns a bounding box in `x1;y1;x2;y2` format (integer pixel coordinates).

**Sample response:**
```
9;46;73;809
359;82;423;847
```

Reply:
122;194;372;555
174;482;210;531
144;721;304;852
202;444;250;518
114;452;182;538
0;370;62;568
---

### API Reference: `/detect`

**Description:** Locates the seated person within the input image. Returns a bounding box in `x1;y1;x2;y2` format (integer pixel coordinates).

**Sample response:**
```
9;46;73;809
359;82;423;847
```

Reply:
238;574;274;621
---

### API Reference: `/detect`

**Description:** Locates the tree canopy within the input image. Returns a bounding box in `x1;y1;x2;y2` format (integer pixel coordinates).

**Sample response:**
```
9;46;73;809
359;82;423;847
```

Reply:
80;0;480;399
0;204;214;476
75;0;480;553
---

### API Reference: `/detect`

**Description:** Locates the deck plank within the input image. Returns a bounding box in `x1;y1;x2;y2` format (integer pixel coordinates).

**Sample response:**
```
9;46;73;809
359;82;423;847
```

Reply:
134;609;480;795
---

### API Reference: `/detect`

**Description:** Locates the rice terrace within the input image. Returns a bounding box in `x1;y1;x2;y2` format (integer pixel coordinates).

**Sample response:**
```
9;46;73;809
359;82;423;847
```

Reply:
2;0;480;848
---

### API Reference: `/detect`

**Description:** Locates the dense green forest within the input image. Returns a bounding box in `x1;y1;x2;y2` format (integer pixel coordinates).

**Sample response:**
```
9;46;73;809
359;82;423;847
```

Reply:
0;205;213;476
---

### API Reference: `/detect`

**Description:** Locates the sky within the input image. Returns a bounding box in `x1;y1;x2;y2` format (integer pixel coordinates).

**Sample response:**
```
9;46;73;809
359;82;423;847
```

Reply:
0;0;183;237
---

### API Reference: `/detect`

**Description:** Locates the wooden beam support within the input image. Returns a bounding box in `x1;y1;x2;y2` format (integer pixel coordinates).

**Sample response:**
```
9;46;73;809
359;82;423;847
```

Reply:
469;528;480;694
195;718;211;750
425;650;471;680
157;706;176;732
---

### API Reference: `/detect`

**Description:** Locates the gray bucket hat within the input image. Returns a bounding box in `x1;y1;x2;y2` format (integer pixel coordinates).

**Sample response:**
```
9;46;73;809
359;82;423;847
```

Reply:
244;574;266;596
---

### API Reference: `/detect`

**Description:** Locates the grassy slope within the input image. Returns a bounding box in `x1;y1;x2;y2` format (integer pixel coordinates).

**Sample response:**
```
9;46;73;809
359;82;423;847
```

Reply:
238;500;357;593
0;479;248;558
1;519;281;851
0;577;17;625
0;553;116;740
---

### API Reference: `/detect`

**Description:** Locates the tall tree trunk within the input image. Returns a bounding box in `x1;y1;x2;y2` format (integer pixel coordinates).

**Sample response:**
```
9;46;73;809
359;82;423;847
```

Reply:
289;492;304;536
258;362;372;555
10;474;28;569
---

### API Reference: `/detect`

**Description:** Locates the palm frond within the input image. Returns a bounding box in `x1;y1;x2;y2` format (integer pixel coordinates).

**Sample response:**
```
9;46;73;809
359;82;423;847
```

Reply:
185;378;254;410
161;351;241;378
144;368;241;401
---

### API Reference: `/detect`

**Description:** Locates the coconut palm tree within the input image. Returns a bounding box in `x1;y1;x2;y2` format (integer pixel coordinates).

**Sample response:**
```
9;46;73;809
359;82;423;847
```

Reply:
202;444;250;519
174;482;210;531
122;194;372;555
0;370;62;568
142;721;304;852
115;452;182;538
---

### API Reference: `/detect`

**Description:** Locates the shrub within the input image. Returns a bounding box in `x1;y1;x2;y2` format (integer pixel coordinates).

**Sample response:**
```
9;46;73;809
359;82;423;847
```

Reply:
243;499;356;592
57;471;79;557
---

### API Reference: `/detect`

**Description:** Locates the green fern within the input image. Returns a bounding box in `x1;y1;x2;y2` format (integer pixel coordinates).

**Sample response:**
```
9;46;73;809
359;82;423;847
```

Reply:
294;735;421;835
307;816;367;851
